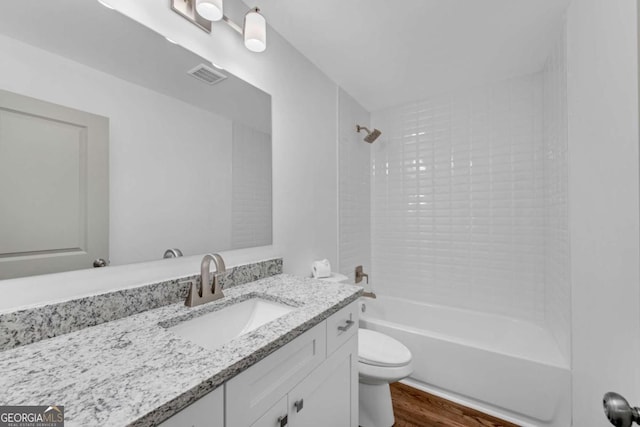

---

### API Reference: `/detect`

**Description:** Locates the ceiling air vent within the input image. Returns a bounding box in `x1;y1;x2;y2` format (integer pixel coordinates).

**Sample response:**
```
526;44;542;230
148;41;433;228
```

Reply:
187;64;227;85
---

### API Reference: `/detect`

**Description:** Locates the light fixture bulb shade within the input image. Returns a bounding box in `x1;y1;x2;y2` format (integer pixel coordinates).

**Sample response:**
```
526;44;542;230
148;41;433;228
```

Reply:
196;0;223;22
244;8;266;53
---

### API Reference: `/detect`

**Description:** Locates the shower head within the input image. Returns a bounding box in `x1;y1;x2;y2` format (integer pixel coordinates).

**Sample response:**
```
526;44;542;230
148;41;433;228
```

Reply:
356;124;382;143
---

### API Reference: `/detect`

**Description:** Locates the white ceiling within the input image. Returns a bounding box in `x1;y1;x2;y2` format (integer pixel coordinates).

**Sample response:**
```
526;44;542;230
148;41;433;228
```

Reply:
252;0;570;112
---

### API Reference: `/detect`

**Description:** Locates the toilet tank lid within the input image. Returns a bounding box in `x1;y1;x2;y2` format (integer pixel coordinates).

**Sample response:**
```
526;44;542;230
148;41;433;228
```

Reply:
358;328;412;367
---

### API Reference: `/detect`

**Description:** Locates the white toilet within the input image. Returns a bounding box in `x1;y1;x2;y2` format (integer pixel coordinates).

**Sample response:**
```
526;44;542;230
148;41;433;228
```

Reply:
358;328;413;427
318;271;413;427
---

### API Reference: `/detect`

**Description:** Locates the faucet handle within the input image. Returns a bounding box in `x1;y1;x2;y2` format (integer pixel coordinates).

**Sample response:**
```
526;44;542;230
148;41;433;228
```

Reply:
185;281;199;307
355;265;369;284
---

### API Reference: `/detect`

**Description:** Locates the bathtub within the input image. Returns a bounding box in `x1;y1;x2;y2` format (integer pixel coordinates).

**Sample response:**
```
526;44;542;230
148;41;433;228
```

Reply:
358;295;571;427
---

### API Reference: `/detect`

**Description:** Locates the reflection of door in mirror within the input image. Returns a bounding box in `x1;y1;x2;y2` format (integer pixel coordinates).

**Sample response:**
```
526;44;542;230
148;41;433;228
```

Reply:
0;89;109;279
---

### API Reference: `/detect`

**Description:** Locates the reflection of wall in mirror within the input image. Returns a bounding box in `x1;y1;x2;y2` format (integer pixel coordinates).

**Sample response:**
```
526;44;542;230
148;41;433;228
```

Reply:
232;122;272;249
0;32;268;266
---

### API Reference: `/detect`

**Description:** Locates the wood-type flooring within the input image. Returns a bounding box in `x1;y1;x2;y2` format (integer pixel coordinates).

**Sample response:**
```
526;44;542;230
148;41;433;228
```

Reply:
390;383;520;427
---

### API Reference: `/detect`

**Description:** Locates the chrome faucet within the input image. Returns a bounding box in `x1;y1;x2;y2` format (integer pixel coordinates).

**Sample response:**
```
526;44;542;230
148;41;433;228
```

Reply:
163;248;183;258
185;253;227;307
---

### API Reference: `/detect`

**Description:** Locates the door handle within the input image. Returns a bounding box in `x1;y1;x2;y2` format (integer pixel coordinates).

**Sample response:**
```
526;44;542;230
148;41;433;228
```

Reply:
603;392;640;427
277;414;288;426
294;398;304;413
93;258;108;268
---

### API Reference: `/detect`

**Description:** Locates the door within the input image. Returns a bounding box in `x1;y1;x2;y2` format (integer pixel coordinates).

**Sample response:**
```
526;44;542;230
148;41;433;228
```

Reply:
0;89;109;279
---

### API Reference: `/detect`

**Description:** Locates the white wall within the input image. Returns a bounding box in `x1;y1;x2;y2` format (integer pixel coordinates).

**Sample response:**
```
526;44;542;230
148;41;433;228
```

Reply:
0;34;234;265
566;0;640;425
103;0;339;278
542;22;571;365
337;89;371;284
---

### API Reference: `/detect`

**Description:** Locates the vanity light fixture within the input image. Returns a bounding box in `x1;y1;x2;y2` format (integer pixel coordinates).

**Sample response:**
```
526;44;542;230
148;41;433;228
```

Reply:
243;7;266;53
171;0;267;53
196;0;223;22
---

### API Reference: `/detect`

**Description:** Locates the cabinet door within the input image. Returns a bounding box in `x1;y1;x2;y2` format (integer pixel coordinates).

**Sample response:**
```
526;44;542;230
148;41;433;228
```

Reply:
288;335;358;427
158;387;223;427
226;322;326;426
251;396;288;427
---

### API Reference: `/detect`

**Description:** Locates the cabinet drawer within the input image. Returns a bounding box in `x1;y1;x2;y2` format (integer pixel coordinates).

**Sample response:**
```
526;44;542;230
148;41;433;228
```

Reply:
226;321;326;426
251;396;288;427
326;301;359;356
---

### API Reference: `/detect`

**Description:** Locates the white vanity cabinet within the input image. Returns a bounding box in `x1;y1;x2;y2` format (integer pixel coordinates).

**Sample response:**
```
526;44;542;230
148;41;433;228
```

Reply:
160;301;359;427
227;300;359;427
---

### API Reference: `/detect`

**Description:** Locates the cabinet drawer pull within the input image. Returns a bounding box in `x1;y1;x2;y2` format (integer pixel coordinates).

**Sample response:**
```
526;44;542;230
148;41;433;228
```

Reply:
294;398;304;412
277;414;288;426
337;319;354;332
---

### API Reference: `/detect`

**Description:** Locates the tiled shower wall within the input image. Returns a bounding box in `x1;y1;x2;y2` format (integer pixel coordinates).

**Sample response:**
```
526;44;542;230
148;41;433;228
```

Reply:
370;71;563;324
543;24;570;361
338;88;372;283
337;34;569;359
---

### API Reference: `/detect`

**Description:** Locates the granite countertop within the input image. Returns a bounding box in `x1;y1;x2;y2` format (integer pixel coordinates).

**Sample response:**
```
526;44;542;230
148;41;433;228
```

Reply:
0;274;362;426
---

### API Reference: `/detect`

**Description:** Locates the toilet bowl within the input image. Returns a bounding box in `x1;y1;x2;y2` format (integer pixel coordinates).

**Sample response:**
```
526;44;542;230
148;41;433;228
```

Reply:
358;328;413;427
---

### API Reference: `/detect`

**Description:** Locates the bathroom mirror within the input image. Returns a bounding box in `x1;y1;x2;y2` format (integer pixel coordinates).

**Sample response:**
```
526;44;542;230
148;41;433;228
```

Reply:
0;0;272;279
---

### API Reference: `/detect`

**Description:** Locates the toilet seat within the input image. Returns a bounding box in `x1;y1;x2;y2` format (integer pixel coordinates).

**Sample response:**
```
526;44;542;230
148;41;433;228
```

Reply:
358;329;412;367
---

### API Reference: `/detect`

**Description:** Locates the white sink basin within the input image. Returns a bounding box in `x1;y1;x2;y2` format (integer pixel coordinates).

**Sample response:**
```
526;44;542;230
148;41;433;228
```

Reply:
168;298;295;351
